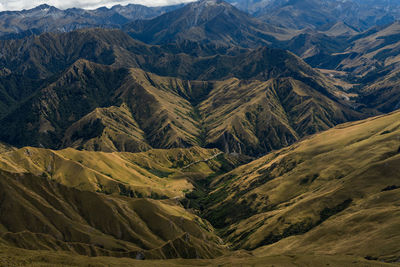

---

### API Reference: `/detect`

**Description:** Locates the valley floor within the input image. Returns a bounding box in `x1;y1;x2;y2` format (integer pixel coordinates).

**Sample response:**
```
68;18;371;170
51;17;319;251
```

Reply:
0;245;397;267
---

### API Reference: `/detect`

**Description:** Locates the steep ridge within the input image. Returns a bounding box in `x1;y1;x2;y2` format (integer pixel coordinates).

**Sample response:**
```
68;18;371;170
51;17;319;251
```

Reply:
0;2;398;266
335;22;400;76
0;145;244;260
311;21;400;113
0;59;128;148
0;146;240;198
0;170;225;259
0;4;182;39
199;77;358;155
185;110;400;262
0;106;397;263
0;28;357;82
119;68;202;149
62;104;151;152
0;142;14;153
249;0;400;31
124;0;292;48
282;31;351;63
0;29;146;79
0;56;362;155
0;61;204;151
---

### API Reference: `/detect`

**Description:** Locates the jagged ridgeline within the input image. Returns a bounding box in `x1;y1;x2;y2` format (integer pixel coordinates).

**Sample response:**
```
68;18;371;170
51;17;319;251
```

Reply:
0;29;363;156
0;95;399;265
0;146;247;260
186;110;400;262
0;0;399;265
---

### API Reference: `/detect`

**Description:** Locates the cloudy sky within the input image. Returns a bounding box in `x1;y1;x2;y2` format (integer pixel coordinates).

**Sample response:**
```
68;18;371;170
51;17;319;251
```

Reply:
0;0;195;11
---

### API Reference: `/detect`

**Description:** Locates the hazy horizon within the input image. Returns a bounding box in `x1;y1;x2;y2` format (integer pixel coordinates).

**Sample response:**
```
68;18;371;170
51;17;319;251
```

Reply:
0;0;195;11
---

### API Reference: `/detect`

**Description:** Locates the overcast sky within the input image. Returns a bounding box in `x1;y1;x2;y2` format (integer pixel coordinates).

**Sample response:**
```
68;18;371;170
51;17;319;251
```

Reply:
0;0;195;11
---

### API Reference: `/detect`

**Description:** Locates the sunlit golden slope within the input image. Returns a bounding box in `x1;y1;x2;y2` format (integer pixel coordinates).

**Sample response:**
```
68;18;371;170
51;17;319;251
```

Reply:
62;103;151;152
0;104;398;264
0;170;224;260
120;68;203;149
0;243;396;267
200;76;357;155
0;142;14;153
191;110;400;262
0;30;365;156
0;146;239;198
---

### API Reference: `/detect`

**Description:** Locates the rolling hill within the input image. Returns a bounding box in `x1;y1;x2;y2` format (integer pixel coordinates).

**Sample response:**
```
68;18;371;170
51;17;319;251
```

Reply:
186;110;400;262
0;170;225;260
0;3;398;265
0;146;245;259
0;146;240;198
0;100;398;265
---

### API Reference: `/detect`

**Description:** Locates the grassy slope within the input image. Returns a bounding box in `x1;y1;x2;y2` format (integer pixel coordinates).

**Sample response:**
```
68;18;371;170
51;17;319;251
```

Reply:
0;146;239;198
200;76;358;155
124;0;293;48
0;29;366;157
0;142;14;153
312;22;400;113
0;107;399;264
62;103;152;152
0;243;396;266
0;170;225;260
120;68;202;149
195;110;400;262
0;56;361;156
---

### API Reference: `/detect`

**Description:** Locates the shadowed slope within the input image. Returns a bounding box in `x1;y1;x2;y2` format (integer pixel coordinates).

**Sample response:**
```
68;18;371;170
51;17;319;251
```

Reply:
0;29;364;156
124;0;292;48
62;104;151;152
0;4;182;39
200;77;359;155
187;111;400;262
0;47;363;156
0;170;224;259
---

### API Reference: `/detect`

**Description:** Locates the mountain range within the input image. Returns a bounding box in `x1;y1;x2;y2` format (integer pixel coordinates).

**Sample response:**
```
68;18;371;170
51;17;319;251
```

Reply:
0;0;399;266
0;3;181;39
0;27;367;156
229;0;400;31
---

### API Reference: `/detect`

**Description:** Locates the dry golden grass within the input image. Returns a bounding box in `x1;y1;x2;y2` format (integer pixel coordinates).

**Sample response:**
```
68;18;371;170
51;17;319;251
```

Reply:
204;110;400;262
0;244;396;267
0;146;227;198
63;103;151;152
1;109;399;264
199;75;359;155
0;142;14;153
0;170;225;260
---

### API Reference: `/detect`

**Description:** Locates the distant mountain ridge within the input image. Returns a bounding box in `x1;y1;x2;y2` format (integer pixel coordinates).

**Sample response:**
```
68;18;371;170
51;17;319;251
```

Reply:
0;0;399;265
0;3;182;39
0;29;363;156
0;0;399;43
124;0;292;48
228;0;400;31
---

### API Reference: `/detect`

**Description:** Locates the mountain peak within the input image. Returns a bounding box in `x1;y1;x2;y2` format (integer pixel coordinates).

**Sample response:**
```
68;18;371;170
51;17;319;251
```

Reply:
124;0;287;47
35;4;52;9
189;0;234;10
195;0;227;6
32;4;55;11
28;4;60;14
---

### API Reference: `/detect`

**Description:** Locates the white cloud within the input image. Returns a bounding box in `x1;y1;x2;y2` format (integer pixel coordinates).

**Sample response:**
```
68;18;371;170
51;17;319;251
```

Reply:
0;0;195;11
